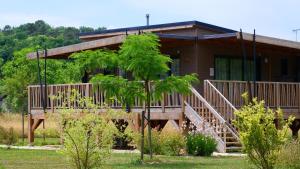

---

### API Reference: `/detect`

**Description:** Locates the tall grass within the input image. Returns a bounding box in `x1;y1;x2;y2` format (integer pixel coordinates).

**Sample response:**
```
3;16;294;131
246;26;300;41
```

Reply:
0;113;59;138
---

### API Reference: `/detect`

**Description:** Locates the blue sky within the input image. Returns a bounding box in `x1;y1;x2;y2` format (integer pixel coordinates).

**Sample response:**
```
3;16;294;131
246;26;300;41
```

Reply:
1;0;300;40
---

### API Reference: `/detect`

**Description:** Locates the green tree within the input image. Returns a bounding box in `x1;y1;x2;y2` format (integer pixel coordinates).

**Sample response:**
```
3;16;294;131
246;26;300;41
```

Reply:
70;33;197;160
234;94;294;169
0;20;106;112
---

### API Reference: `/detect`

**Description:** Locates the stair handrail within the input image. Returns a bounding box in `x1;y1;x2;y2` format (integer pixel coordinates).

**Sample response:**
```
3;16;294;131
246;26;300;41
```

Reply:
189;87;240;141
203;80;240;139
189;87;226;124
184;102;226;152
205;80;237;111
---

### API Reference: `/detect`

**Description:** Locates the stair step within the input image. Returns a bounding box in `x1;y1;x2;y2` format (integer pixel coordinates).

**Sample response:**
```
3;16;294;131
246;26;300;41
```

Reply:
226;146;242;153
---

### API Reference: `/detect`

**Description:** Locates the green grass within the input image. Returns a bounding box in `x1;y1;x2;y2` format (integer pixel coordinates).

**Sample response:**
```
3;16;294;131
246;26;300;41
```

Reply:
0;148;249;169
15;137;60;146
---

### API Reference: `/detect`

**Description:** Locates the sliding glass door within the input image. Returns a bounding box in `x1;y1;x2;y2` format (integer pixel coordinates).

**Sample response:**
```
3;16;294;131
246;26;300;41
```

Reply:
215;56;257;81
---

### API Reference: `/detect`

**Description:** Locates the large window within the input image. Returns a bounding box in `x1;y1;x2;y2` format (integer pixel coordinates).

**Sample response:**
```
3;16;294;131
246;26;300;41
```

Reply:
215;56;257;81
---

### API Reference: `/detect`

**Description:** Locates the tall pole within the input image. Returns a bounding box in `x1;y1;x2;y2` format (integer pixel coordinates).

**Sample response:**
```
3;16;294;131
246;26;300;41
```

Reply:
43;48;47;142
240;29;247;81
293;29;300;41
240;29;252;100
146;14;149;26
253;29;257;97
36;50;44;109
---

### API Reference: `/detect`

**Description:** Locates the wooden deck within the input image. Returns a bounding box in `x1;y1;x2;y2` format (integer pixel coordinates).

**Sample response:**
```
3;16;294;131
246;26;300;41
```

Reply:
27;80;300;151
28;83;183;116
206;80;300;119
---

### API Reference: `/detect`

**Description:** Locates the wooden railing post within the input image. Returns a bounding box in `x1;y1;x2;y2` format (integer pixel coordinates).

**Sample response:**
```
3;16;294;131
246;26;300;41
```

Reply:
161;93;165;113
179;95;186;129
50;85;54;113
28;86;31;115
276;82;280;107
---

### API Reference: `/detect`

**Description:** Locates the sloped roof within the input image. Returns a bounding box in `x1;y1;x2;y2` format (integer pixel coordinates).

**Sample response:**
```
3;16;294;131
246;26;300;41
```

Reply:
79;20;236;38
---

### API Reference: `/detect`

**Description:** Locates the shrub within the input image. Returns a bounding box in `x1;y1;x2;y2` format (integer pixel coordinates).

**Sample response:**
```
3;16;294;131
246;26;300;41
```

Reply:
160;130;186;156
35;128;60;138
234;95;294;169
276;139;300;169
134;128;186;156
60;112;119;169
134;128;162;155
186;133;217;156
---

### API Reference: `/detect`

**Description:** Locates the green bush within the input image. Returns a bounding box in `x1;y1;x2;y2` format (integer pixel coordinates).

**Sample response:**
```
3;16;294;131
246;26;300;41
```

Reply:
276;139;300;169
35;128;60;138
0;126;18;146
134;128;186;156
135;129;162;155
160;130;186;156
186;133;217;156
60;112;119;169
234;95;293;169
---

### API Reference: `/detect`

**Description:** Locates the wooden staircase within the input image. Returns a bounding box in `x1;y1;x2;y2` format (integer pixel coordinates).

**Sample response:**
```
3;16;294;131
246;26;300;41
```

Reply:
184;85;241;153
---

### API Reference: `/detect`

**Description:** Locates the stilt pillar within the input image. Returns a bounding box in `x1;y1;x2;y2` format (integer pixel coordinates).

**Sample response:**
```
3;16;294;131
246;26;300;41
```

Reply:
28;114;34;144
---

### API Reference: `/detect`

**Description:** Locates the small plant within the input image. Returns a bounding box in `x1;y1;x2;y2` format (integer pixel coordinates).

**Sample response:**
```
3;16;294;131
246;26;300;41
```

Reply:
160;130;186;156
234;95;294;169
186;133;217;156
276;139;300;169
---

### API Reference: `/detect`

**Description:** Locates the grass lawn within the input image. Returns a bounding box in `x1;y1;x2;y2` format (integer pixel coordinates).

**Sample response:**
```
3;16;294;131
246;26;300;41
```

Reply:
15;137;60;146
0;148;249;169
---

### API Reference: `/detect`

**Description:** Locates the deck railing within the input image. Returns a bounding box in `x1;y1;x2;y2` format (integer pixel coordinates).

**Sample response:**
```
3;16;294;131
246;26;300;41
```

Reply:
204;80;239;135
185;87;239;151
28;83;182;111
207;80;300;109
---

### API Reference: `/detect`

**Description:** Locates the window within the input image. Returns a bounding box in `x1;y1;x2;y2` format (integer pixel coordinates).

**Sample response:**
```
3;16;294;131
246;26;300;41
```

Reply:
215;56;257;81
170;58;180;76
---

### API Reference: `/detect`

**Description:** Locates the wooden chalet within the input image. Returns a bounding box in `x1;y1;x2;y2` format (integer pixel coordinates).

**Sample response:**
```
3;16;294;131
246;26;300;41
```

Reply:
27;21;300;152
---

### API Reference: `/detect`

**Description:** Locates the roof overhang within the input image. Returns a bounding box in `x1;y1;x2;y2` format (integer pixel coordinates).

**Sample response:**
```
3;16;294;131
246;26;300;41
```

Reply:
27;32;300;59
237;32;300;50
27;35;126;59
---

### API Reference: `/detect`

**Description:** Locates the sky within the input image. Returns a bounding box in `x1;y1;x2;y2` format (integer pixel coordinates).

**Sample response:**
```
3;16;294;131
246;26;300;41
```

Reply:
1;0;300;41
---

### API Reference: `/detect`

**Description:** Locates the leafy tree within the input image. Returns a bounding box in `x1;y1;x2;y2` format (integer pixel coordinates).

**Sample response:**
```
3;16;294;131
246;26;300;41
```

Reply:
70;33;197;160
234;94;294;169
117;33;197;160
0;48;78;112
0;20;106;112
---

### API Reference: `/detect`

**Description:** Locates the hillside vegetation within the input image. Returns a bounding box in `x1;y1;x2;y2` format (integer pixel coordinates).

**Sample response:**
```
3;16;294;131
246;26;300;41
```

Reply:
0;20;105;112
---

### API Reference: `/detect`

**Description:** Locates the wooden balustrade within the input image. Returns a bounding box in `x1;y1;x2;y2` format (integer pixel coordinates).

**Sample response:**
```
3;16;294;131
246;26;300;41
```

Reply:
204;80;239;135
28;83;182;111
207;80;300;109
185;87;239;146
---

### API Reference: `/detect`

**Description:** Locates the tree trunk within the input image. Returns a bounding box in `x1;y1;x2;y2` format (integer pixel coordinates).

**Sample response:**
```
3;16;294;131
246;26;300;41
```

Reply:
146;80;153;159
140;110;145;160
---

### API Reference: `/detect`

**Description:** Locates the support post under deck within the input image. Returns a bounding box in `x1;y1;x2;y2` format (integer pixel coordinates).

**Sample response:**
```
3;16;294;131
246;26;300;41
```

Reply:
28;114;34;144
